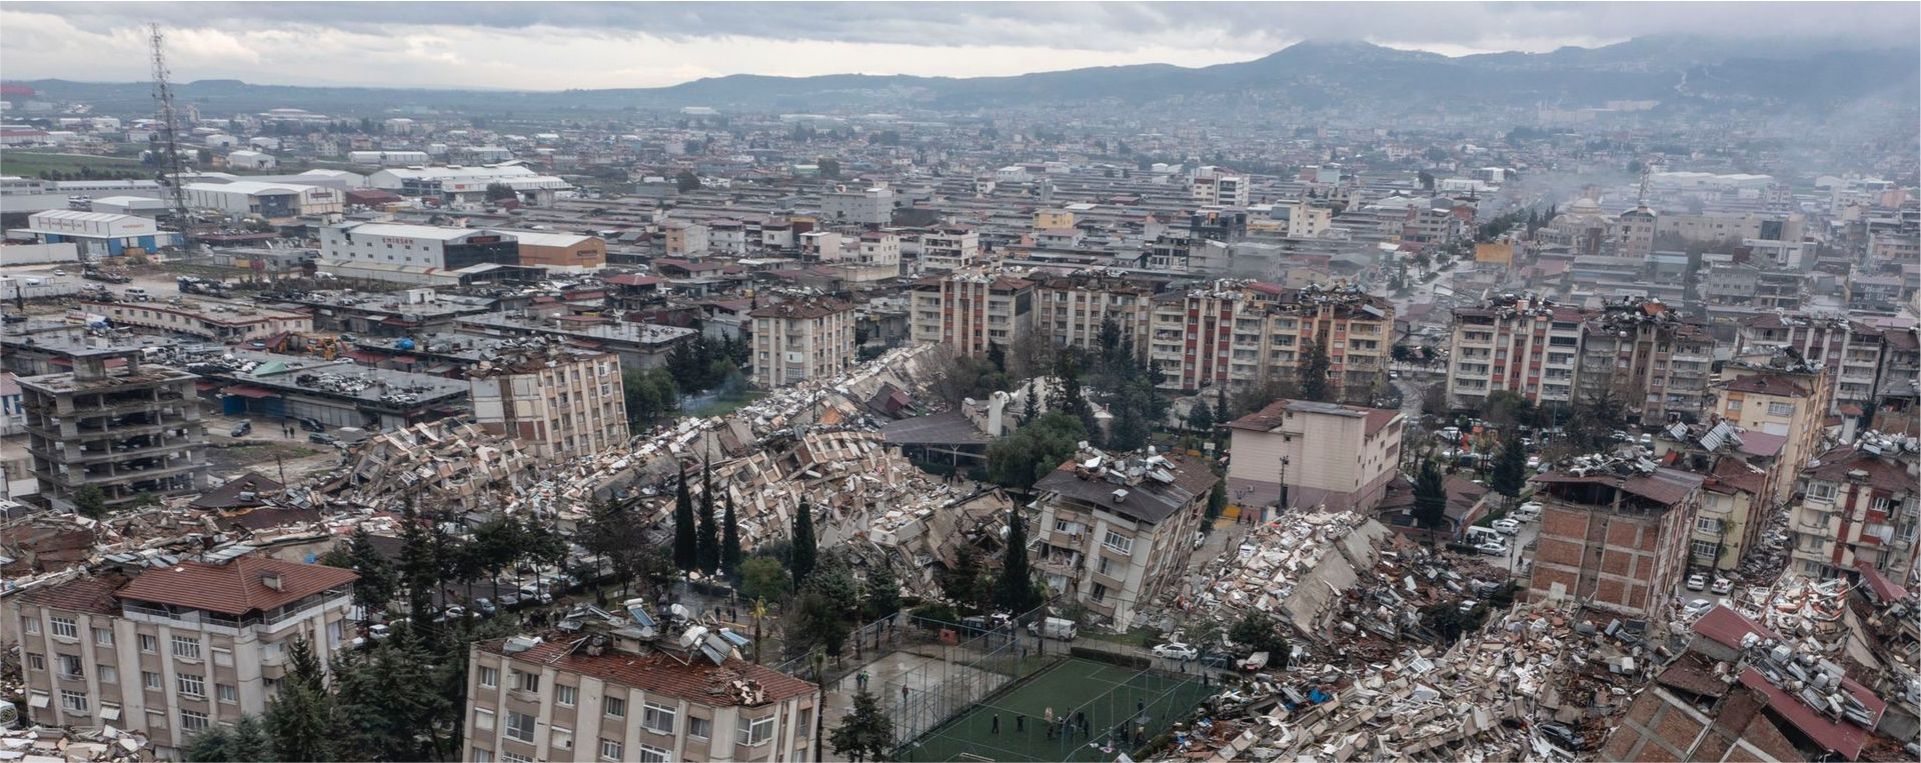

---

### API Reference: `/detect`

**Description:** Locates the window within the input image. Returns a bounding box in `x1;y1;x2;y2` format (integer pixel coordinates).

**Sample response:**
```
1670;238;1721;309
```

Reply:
99;666;117;684
515;670;540;694
689;717;712;740
636;745;669;763
505;711;536;743
1092;582;1108;602
1725;399;1741;411
472;749;493;763
94;628;114;647
138;635;157;653
143;671;162;691
603;696;626;719
61;690;89;714
25;652;44;671
177;673;205;698
737;715;776;746
180;710;209;733
58;654;84;679
502;753;532;763
51;617;78;640
1695;517;1723;534
473;708;495;731
24;618;39;635
797;708;813;737
217;684;237;703
1690;540;1720;560
599;739;623;760
1767;402;1793;417
555;684;577;707
1102;531;1133;555
550;727;573;751
213;648;233;668
1808;482;1836;500
172;635;201;660
478;666;499;688
642;701;677;734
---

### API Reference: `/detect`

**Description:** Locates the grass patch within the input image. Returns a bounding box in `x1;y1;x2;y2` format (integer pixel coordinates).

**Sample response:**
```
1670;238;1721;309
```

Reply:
1078;627;1157;648
1;151;147;179
685;388;765;418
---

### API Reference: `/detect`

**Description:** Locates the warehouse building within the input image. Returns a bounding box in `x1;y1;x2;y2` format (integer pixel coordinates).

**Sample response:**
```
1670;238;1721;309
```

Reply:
183;181;343;220
366;163;571;206
9;210;180;257
320;222;520;271
497;229;607;269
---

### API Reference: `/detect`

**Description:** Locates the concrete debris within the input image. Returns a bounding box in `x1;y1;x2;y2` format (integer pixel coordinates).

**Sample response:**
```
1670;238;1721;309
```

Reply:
332;419;538;512
0;723;155;762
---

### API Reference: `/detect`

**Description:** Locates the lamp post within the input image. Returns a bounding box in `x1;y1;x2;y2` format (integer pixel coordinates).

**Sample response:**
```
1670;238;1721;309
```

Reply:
1275;455;1290;523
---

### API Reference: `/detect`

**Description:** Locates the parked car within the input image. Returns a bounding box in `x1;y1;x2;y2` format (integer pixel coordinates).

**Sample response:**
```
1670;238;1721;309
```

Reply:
1476;540;1508;556
473;598;499;617
1027;617;1078;641
435;605;468;622
1239;651;1270;672
1710;578;1734;596
1492;518;1521;535
1685;573;1708;592
1538;722;1585;750
1152;642;1200;661
229;420;251;437
1683;599;1715;618
1200;652;1236;669
308;432;339;446
296;417;325;432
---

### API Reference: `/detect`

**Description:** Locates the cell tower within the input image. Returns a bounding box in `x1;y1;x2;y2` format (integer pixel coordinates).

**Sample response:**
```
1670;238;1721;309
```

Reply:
149;23;196;254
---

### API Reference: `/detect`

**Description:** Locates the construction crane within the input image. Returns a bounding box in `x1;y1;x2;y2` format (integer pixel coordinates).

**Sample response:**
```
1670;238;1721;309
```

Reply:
149;22;196;255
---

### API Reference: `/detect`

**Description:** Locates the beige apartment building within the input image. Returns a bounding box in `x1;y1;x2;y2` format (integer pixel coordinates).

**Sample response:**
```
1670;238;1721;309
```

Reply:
7;558;359;757
918;225;984;271
1031;447;1217;628
1785;435;1920;581
748;297;856;388
1575;300;1714;426
663;221;709;257
467;344;630;461
1032;275;1154;357
1145;281;1394;396
1224;399;1404;514
464;608;819;763
1708;364;1832;508
908;271;1034;356
1733;313;1889;414
1446;295;1585;410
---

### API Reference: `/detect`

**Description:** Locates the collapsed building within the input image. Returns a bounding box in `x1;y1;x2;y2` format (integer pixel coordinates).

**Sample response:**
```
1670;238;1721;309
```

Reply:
331;419;539;513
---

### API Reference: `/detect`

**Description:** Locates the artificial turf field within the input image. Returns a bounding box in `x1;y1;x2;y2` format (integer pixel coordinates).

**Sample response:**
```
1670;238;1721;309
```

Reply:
894;657;1212;762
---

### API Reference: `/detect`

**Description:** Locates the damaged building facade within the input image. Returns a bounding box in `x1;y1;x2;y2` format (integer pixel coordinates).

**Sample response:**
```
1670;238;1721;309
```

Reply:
1527;453;1704;623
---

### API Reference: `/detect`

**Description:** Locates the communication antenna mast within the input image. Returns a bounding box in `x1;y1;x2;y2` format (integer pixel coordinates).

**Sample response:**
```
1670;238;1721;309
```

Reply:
1635;160;1651;208
150;23;196;254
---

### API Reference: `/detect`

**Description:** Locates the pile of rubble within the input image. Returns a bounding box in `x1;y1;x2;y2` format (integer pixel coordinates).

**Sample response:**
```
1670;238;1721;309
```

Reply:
331;419;538;513
1178;512;1397;637
1;724;154;762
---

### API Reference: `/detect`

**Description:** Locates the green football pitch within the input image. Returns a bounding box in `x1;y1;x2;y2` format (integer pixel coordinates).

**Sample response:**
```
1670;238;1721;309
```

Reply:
895;657;1214;762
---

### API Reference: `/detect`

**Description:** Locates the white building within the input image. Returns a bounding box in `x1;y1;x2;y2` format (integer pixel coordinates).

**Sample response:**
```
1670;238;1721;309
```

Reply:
366;163;570;206
223;150;277;170
319;222;520;271
346;150;431;166
183;181;342;219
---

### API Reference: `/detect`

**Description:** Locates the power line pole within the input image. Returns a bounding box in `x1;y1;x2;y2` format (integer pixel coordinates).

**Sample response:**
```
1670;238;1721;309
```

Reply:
150;23;196;255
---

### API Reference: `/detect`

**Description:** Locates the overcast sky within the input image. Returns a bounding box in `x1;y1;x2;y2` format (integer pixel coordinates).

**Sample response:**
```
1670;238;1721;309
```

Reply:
4;2;1916;90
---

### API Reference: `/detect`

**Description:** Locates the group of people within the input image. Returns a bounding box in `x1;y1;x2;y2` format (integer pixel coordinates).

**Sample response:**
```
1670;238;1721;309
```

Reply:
989;706;1095;741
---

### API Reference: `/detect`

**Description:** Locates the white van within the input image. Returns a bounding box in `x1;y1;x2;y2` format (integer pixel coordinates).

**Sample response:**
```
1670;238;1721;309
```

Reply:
123;287;150;301
1464;525;1503;546
1511;502;1543;522
1026;617;1077;641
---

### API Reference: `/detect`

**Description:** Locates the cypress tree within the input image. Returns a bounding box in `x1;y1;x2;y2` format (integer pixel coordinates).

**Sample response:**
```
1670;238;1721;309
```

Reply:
697;462;720;575
674;468;698;573
1490;436;1529;504
792;501;818;582
1412;459;1449;538
995;508;1042;614
721;495;744;579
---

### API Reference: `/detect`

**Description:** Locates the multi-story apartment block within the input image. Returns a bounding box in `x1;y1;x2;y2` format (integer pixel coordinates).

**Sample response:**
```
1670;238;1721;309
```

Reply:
467;344;630;461
663;221;709;258
1708;363;1832;508
1733;314;1887;414
820;185;894;225
918;225;982;272
1191;173;1249;207
1031;447;1217;628
1031;275;1154;357
1527;460;1704;623
1574;299;1713;426
1785;433;1920;581
1145;281;1393;396
1223;399;1403;513
19;348;208;513
748;297;856;388
1653;420;1782;573
908;272;1034;356
464;606;820;763
6;558;359;757
1656;210;1804;246
1445;295;1585;410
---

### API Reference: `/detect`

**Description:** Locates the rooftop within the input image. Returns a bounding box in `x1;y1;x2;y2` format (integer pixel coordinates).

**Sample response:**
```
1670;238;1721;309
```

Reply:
114;558;357;616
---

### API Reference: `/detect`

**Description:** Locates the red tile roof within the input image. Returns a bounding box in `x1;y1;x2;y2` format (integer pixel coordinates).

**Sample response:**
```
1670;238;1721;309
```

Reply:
114;558;357;616
1805;445;1913;493
484;637;816;707
17;574;127;616
1718;372;1812;397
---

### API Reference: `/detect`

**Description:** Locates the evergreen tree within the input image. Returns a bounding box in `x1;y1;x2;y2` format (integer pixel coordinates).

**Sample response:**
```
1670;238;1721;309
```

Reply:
986;341;1007;374
1299;338;1333;402
345;527;398;615
1205;480;1227;525
1018;381;1038;426
1186;399;1214;433
673;468;698;573
225;716;272;761
1412;459;1449;536
1051;356;1102;439
72;485;107;518
1489;436;1529;504
865;563;901;622
791;500;818;582
940;546;986;613
697;462;721;575
995;508;1043;614
397;507;439;626
721;495;744;579
1216;384;1230;423
1106;387;1150;452
830;690;895;762
266;636;336;762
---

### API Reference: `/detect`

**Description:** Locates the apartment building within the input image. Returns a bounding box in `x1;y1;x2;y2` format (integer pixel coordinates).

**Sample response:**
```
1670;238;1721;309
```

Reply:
919;225;984;271
1527;459;1704;622
1733;314;1888;413
820;185;894;225
663;221;709;258
1785;433;1920;581
464;607;819;763
1445;295;1585;410
1223;399;1403;513
1575;300;1713;426
19;348;207;513
467;344;630;462
1031;447;1217;628
748;297;856;388
907;271;1034;356
1145;281;1393;396
6;558;359;757
1031;275;1154;357
1192;174;1250;207
1656;210;1804;246
1655;420;1781;573
82;298;312;343
1708;364;1832;508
